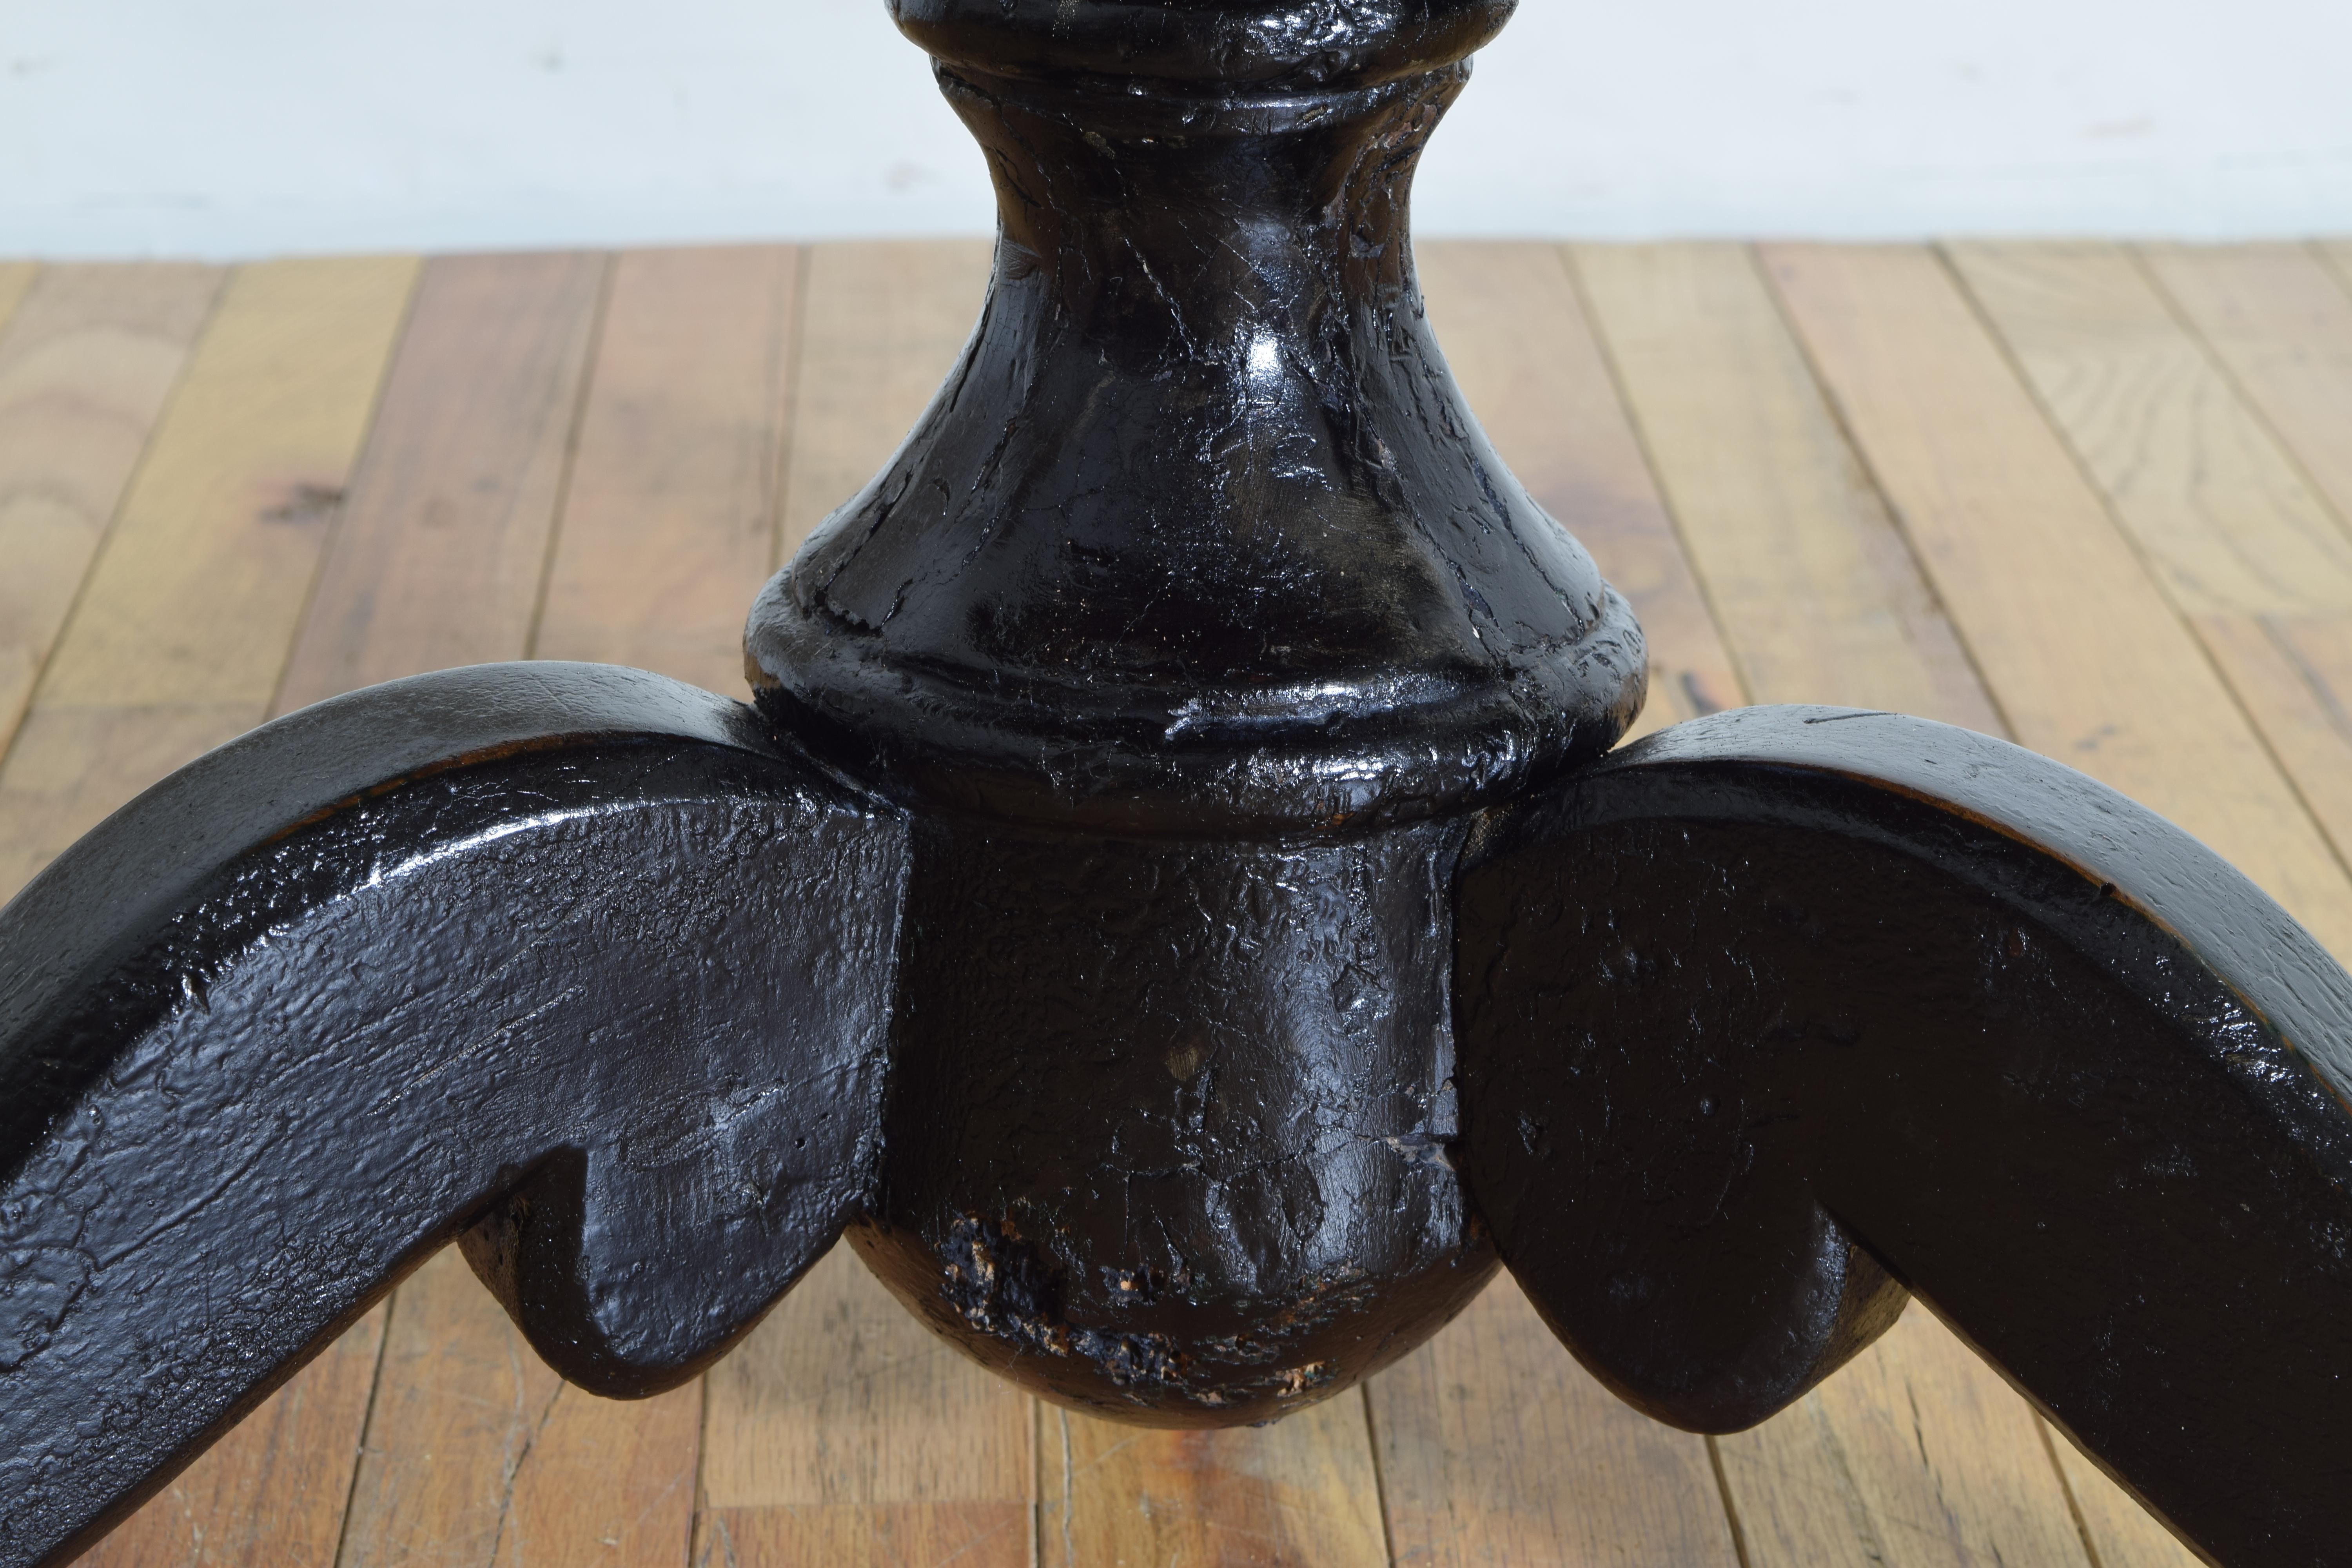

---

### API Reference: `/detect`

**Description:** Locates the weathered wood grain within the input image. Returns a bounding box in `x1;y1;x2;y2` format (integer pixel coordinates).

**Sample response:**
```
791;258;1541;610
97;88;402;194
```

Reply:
1367;1278;1742;1567
1761;243;2352;960
2142;243;2352;530
0;255;416;901
534;245;800;695
276;251;606;710
698;1245;1035;1568
1953;240;2352;878
0;264;222;750
1039;1397;1388;1568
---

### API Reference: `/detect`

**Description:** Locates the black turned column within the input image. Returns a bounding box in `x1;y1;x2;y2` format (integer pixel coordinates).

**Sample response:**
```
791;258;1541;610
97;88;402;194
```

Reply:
745;0;1634;1425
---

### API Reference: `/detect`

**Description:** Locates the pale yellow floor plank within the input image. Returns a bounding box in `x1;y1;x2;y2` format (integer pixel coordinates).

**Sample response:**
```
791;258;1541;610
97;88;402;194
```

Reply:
2045;1432;2203;1568
2135;243;2352;862
80;1313;391;1568
2318;240;2352;323
0;265;223;750
1572;243;2002;734
1760;240;2352;1567
1762;243;2352;961
0;255;416;902
338;1253;701;1568
2143;243;2352;528
1955;239;2352;883
1367;1276;1741;1567
1040;1396;1388;1568
1376;240;1744;1565
534;244;800;694
285;249;721;1568
0;262;38;331
1717;1314;2090;1568
1945;236;2352;1568
1573;239;2092;1568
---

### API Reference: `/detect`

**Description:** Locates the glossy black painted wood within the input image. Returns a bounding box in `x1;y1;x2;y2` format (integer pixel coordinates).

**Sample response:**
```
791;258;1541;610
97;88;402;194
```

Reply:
7;2;2352;1565
0;664;907;1567
748;2;1643;836
1459;706;2352;1567
853;816;1494;1425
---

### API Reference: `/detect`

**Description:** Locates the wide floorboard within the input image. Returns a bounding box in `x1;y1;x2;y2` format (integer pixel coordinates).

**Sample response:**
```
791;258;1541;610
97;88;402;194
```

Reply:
10;238;2347;1566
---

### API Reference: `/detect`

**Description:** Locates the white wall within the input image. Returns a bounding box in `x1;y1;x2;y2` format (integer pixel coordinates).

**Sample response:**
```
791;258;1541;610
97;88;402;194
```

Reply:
3;0;2346;258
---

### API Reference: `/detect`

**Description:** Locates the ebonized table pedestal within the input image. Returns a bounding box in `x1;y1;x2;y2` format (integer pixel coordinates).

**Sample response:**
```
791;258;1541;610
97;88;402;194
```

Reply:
5;5;2351;1566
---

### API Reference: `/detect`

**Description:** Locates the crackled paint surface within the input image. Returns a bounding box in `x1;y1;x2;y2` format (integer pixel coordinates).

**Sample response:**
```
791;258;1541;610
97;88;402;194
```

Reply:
12;8;2352;1568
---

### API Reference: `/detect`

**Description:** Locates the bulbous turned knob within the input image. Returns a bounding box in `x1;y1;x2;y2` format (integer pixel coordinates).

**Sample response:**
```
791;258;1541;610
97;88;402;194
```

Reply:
888;0;1517;89
748;0;1646;837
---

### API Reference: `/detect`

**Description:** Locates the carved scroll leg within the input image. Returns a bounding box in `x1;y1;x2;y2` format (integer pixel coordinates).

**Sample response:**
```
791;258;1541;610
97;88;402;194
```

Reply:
1455;705;2352;1568
0;664;907;1568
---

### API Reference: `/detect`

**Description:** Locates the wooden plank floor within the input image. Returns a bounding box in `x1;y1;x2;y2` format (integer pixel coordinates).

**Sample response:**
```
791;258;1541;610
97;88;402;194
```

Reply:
8;238;2350;1566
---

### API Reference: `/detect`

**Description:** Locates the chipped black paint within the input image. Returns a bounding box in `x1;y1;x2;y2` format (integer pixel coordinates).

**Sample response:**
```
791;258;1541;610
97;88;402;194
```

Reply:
10;5;2352;1567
